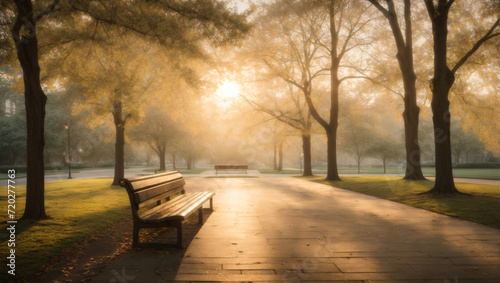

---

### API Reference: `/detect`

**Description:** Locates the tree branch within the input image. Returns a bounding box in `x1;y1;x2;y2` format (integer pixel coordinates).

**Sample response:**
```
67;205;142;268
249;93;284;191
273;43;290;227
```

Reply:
452;16;500;74
34;0;61;22
366;0;390;19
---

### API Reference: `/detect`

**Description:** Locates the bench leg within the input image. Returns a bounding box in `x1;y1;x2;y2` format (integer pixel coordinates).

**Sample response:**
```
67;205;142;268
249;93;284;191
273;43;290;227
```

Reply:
198;207;203;224
210;197;213;211
133;226;139;248
176;221;183;248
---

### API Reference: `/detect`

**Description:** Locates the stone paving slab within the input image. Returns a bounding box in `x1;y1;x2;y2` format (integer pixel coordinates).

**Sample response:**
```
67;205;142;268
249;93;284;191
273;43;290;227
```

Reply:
92;176;500;282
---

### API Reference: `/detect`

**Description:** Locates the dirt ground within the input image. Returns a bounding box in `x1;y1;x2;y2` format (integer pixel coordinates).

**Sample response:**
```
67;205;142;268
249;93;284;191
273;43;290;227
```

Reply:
20;211;208;283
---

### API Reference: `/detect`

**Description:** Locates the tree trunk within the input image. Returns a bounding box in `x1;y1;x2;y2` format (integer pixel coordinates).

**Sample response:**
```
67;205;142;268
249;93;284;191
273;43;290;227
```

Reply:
302;134;313;176
326;1;341;181
383;159;387;174
374;0;426;180
159;147;166;171
13;0;48;220
112;100;127;186
278;142;283;171
172;152;177;169
273;142;278;170
427;2;458;194
397;1;425;181
402;100;426;180
429;80;457;194
187;155;193;170
357;156;361;174
326;129;341;180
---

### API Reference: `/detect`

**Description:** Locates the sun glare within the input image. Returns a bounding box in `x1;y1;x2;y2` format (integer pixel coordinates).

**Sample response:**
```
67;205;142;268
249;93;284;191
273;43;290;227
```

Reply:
216;81;241;100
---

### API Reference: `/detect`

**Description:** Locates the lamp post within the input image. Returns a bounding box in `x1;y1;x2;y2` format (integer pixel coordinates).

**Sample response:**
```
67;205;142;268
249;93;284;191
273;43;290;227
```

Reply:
300;152;303;174
64;124;72;179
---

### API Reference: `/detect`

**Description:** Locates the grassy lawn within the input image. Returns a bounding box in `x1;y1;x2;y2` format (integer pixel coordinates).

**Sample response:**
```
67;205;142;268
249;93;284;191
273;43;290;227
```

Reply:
301;176;500;229
0;178;130;281
0;169;84;179
425;168;500;179
281;167;499;179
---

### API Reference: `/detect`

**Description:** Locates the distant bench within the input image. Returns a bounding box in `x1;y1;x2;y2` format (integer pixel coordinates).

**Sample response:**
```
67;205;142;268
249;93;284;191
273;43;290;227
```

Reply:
120;171;214;248
214;164;248;175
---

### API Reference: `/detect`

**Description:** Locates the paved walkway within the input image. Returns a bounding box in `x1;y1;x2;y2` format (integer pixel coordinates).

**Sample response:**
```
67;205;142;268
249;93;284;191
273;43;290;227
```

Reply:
91;175;500;282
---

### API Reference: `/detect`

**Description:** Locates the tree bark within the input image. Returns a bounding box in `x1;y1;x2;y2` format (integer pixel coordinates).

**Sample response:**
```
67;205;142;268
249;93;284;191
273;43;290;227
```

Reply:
326;128;341;180
13;0;48;220
172;152;177;169
425;0;458;194
368;0;426;180
112;100;128;186
402;105;425;180
302;134;313;176
326;0;341;181
159;147;166;171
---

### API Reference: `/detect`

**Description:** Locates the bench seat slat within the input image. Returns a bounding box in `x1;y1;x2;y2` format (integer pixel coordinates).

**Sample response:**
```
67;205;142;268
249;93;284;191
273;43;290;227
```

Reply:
139;191;197;213
139;192;214;222
161;192;214;220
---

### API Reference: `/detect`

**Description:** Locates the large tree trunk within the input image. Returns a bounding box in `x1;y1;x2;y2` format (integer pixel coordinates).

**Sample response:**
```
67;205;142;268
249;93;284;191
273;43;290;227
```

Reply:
429;77;457;194
302;134;313;176
326;129;341;180
187;155;193;170
427;1;458;194
369;0;426;180
13;0;48;220
112;100;127;186
402;104;426;180
326;0;341;181
399;46;425;180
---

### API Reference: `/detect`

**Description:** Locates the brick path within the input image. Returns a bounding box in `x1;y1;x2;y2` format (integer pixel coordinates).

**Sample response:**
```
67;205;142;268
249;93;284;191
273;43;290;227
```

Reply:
92;175;500;283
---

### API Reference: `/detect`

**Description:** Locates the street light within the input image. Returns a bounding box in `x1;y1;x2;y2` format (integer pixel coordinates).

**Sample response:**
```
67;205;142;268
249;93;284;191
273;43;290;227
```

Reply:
64;124;72;179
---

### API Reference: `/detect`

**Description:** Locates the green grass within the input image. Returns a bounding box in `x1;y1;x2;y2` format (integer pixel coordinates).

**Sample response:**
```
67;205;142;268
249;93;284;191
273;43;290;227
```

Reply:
431;168;500;179
301;176;500;229
0;178;130;281
0;169;84;179
293;167;500;179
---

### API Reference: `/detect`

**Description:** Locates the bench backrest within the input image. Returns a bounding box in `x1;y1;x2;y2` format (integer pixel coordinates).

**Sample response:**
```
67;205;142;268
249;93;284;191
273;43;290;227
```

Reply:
215;164;248;170
119;171;185;210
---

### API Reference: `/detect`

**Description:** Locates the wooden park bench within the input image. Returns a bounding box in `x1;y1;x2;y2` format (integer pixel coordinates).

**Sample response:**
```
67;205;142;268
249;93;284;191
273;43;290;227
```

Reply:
119;171;214;248
214;164;248;175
